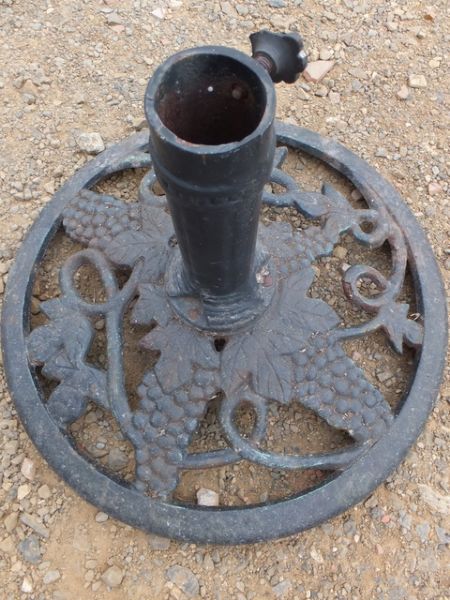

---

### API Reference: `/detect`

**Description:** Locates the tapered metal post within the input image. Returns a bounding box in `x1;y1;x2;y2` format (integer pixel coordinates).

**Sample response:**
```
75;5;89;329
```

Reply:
145;47;276;304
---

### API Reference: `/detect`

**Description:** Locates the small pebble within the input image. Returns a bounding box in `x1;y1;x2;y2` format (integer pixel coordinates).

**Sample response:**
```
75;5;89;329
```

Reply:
148;533;170;550
166;565;199;598
416;522;430;542
272;580;292;597
343;519;357;536
22;93;36;105
4;512;18;533
203;553;214;571
101;565;124;588
21;457;36;480
419;485;450;514
20;513;50;539
0;537;15;554
43;570;61;585
21;578;33;594
319;48;333;61
375;147;388;158
333;246;348;259
151;7;166;19
314;84;328;97
220;1;235;17
303;60;335;83
106;12;122;25
351;189;363;201
428;182;442;196
95;512;109;523
107;448;128;471
38;484;51;499
94;318;105;331
196;488;220;507
329;91;340;104
76;132;105;154
408;74;427;89
377;370;393;383
17;483;31;500
30;297;41;315
18;535;42;564
397;85;410;100
435;526;450;545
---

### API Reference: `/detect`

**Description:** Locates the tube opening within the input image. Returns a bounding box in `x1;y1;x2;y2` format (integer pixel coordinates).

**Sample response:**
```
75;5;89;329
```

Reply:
154;54;267;145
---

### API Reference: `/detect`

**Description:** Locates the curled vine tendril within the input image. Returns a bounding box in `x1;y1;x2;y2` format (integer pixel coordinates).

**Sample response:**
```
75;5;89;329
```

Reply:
59;248;142;438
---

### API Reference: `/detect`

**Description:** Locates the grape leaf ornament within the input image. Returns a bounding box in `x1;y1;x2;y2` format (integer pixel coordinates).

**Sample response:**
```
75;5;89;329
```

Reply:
26;154;414;499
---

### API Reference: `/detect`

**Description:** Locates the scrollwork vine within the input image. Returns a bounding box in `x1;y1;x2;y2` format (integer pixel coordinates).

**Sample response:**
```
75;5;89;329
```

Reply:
26;143;423;497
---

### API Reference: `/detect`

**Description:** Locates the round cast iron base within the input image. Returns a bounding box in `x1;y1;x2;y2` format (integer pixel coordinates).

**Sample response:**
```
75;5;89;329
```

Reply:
1;123;447;544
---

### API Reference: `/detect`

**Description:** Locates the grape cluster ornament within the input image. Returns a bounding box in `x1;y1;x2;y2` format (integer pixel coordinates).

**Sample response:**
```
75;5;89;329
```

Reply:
1;32;446;543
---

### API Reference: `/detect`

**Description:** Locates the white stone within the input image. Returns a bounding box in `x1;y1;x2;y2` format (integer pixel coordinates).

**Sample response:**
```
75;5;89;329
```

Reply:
408;74;427;88
21;457;36;480
329;91;340;104
17;483;31;500
397;85;410;100
151;7;166;19
106;12;122;25
43;181;55;195
196;488;219;507
21;577;33;593
319;48;333;61
310;547;324;563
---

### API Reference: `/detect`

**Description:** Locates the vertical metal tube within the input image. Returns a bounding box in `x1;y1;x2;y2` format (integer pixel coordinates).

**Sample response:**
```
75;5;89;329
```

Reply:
145;47;276;299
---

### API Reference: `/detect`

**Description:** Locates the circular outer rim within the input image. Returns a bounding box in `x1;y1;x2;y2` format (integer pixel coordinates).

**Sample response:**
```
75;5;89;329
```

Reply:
1;124;447;545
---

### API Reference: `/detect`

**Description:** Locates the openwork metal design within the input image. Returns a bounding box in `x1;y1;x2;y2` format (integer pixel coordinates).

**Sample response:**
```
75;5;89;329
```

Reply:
2;124;446;544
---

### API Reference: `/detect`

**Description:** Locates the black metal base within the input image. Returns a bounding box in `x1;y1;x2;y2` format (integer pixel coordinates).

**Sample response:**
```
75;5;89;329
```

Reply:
1;123;447;544
165;248;276;331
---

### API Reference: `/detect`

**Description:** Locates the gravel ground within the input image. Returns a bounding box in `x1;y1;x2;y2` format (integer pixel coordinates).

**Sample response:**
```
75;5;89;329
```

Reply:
0;0;449;599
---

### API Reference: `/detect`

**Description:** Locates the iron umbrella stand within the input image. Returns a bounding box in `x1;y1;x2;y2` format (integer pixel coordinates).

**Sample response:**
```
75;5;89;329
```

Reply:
1;31;447;544
145;44;277;331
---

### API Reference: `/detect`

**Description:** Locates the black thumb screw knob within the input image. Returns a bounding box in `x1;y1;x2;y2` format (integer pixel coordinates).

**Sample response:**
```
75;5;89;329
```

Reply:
250;30;307;84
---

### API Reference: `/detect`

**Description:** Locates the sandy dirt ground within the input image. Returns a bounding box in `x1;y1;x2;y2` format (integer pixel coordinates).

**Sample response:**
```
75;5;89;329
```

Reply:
0;1;449;599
